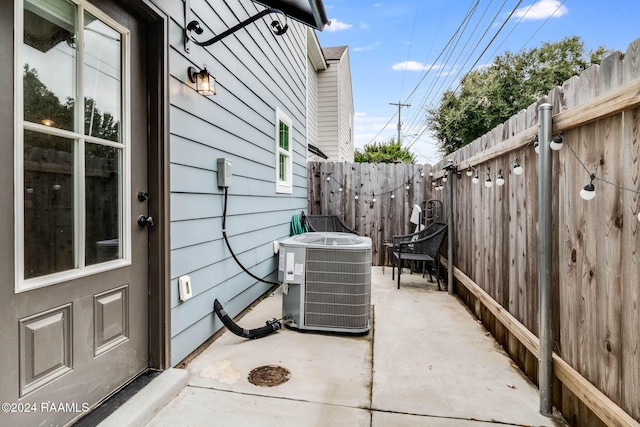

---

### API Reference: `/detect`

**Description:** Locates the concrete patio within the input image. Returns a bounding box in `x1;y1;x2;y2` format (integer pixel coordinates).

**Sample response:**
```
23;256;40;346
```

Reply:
102;266;567;426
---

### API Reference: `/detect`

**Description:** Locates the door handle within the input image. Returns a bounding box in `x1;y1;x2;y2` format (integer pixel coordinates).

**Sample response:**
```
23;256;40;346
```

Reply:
137;215;155;228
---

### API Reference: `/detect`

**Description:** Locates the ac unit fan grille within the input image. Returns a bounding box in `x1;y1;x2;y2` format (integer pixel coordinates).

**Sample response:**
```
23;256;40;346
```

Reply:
304;248;371;330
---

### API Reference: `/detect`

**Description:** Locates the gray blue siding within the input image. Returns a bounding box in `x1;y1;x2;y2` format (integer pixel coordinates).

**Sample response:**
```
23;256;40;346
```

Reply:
161;0;310;365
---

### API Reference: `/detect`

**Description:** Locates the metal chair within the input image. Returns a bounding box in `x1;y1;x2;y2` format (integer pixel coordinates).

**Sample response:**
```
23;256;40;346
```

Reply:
305;215;358;234
392;222;448;290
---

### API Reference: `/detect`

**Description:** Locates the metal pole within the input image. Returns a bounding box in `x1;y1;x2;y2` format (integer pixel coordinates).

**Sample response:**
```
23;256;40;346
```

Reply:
538;103;553;416
447;168;454;295
389;102;410;143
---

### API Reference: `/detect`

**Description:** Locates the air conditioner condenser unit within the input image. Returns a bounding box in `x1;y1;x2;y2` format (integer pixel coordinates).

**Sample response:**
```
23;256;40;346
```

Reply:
278;232;372;334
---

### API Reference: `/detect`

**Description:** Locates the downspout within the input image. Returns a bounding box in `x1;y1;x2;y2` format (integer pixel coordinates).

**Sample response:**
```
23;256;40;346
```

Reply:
538;103;553;416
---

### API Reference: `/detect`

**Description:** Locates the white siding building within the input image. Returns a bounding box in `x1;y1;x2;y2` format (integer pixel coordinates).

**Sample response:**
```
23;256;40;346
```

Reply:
317;46;355;162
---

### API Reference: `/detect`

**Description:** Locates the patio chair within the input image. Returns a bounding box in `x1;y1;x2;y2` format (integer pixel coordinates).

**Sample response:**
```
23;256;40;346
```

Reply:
391;221;448;290
305;215;358;235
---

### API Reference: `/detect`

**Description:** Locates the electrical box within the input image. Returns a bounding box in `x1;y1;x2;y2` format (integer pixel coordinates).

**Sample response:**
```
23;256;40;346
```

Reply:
217;158;232;187
178;275;193;301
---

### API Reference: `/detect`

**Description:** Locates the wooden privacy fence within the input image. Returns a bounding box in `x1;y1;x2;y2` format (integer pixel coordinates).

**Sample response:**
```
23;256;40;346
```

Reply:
428;38;640;426
308;37;640;427
307;162;435;266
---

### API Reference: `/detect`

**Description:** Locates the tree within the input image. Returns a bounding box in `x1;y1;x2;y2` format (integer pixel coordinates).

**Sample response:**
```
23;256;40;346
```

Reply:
427;36;610;155
354;138;416;163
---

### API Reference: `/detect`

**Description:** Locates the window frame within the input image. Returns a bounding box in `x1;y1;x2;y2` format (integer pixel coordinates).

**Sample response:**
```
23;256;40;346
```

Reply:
14;0;132;292
275;107;293;194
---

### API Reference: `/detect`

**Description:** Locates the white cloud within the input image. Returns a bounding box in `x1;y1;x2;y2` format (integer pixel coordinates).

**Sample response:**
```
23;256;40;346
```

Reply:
352;41;381;52
392;61;439;71
514;0;568;21
325;18;353;32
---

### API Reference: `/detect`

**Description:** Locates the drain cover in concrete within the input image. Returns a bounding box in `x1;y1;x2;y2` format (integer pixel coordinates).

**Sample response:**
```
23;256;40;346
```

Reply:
248;365;291;387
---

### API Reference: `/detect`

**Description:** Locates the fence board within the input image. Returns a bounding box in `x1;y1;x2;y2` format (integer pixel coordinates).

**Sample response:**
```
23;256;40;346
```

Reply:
622;107;640;419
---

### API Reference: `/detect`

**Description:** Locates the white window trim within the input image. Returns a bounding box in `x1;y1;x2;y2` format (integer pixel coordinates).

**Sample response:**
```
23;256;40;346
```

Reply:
275;107;293;194
14;0;132;292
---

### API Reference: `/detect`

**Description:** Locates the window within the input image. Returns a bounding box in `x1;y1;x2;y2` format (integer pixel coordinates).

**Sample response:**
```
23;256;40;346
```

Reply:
15;0;130;291
275;108;292;194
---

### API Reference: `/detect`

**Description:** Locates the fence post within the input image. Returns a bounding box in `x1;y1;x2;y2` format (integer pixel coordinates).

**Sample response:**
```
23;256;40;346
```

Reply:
447;167;454;295
538;103;553;416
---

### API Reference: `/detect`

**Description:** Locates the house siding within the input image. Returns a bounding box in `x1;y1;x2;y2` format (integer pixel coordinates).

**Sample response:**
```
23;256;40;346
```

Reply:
338;49;354;162
317;46;354;162
317;64;340;160
160;0;310;365
306;55;318;159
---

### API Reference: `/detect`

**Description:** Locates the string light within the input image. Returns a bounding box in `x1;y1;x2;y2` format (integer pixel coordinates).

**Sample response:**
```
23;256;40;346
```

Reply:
513;160;523;175
338;186;343;192
549;132;563;151
496;170;505;186
534;140;539;154
326;176;331;181
580;174;596;201
466;166;473;176
485;175;493;188
354;194;358;200
391;193;395;199
472;173;479;184
405;182;410;190
442;175;448;183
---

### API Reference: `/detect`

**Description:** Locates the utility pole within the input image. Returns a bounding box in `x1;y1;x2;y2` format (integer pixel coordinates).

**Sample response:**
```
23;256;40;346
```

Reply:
389;102;410;143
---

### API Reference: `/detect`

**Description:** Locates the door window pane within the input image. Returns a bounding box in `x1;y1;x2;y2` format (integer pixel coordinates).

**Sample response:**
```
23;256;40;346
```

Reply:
24;130;75;279
84;12;121;142
85;143;122;265
23;0;76;131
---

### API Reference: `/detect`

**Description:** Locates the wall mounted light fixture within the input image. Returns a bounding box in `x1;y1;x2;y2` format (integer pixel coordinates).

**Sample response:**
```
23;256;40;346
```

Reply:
188;65;216;96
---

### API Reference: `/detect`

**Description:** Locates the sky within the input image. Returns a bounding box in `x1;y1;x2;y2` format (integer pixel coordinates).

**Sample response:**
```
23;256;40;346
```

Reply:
315;0;640;165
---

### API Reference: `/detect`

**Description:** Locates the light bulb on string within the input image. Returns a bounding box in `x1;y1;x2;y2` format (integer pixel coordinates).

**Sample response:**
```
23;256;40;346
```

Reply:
372;193;376;203
496;170;505;186
550;132;563;151
391;193;395;199
534;141;539;154
326;176;331;181
513;160;523;175
637;211;640;223
420;171;425;177
355;194;359;200
442;175;448;183
338;186;343;192
432;180;437;186
405;182;410;190
580;174;596;200
485;176;493;188
472;173;479;184
466;166;473;176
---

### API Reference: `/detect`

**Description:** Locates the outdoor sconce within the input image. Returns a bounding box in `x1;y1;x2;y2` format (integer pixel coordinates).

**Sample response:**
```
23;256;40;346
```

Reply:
188;65;216;96
184;0;329;53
